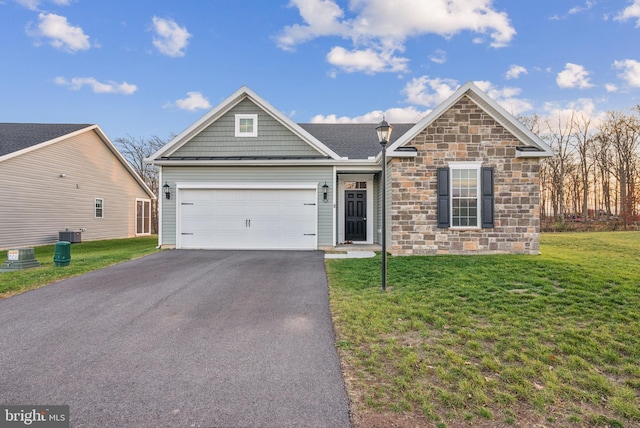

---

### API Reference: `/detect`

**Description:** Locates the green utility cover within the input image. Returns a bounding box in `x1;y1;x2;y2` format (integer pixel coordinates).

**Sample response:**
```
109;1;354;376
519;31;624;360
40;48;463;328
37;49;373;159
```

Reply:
53;241;71;267
0;248;41;272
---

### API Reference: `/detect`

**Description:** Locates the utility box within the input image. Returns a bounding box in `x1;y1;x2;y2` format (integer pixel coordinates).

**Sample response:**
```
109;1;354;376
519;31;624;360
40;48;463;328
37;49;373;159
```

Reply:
53;241;71;267
59;230;82;243
0;248;41;272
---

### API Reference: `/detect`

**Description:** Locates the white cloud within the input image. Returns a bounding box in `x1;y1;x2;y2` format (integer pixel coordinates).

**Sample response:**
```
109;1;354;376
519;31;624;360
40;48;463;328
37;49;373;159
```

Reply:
556;63;593;89
174;92;211;111
605;83;618;92
29;12;90;52
540;98;604;130
473;80;533;114
615;0;640;26
613;59;640;87
326;46;408;73
505;64;527;80
16;0;71;11
276;0;515;74
429;49;447;65
151;16;192;57
403;76;459;107
310;106;426;124
54;77;137;94
569;1;595;15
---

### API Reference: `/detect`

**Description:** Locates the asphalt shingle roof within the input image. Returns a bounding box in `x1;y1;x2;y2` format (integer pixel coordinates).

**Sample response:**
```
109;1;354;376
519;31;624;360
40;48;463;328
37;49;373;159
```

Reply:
299;123;416;159
0;123;92;157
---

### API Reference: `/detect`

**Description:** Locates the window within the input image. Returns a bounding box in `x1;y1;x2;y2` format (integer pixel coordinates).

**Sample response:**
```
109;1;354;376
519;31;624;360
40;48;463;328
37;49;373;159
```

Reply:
235;114;258;137
437;163;494;229
136;199;151;235
95;198;104;218
451;167;480;227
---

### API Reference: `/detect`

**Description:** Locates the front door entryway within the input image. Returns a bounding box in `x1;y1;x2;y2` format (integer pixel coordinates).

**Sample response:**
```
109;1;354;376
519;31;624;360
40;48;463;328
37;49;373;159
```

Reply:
345;190;366;241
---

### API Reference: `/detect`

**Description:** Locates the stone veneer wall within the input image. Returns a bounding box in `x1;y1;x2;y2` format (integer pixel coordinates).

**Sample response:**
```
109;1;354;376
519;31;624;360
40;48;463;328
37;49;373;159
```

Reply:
390;95;542;255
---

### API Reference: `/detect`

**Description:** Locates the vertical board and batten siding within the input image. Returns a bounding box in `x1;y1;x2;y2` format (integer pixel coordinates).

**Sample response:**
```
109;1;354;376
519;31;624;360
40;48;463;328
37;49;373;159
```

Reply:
161;166;335;247
0;130;151;250
171;99;324;158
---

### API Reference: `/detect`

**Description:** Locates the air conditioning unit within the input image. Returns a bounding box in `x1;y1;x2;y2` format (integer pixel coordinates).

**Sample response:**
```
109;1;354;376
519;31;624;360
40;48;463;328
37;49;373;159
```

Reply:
59;231;82;243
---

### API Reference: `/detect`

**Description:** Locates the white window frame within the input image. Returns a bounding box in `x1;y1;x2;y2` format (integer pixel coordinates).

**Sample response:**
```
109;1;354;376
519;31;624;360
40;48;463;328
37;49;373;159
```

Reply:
235;114;258;137
449;162;482;229
136;198;151;235
95;198;104;219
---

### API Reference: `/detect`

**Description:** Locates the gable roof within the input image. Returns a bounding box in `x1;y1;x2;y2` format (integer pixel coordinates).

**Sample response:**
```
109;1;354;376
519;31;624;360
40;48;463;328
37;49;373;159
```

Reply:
149;86;343;162
300;123;415;159
0;123;156;199
0;123;92;157
387;81;554;158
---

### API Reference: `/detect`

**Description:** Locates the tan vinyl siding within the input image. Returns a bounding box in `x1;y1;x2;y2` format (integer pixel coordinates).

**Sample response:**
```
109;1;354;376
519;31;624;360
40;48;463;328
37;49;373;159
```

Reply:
0;130;151;249
161;166;334;247
171;99;324;158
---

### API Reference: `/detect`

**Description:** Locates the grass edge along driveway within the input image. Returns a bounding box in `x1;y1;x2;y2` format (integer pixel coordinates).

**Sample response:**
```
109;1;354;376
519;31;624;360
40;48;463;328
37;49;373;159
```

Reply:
0;236;159;299
327;231;640;428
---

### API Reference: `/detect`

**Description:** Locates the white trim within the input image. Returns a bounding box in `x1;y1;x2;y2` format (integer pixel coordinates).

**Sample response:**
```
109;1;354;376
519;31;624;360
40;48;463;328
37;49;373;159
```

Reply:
337;174;375;244
135;198;152;236
158;168;163;247
388;150;417;158
448;162;482;229
175;182;318;190
235;114;258;137
332;166;337;247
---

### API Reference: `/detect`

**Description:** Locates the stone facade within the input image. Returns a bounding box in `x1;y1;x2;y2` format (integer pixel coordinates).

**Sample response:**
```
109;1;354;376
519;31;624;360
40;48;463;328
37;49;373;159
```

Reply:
390;95;542;255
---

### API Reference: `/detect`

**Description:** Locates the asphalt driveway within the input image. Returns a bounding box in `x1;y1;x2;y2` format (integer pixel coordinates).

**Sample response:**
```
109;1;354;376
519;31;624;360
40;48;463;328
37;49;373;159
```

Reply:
0;250;350;427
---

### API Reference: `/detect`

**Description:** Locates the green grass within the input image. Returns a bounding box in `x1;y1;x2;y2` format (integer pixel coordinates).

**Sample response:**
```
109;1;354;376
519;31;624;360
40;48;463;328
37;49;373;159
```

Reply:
0;236;159;298
327;231;640;427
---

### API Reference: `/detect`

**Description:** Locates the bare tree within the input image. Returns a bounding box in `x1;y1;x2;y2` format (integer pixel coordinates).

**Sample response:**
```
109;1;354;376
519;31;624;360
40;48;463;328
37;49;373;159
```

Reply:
115;135;167;234
572;113;595;220
544;112;576;224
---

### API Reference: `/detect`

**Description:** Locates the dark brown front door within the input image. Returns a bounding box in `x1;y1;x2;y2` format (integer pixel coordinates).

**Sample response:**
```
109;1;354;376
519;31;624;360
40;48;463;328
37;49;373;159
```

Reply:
345;190;366;241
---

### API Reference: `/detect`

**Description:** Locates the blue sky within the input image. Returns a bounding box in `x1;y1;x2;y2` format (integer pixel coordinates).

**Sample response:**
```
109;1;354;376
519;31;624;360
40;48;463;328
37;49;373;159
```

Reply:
1;0;640;141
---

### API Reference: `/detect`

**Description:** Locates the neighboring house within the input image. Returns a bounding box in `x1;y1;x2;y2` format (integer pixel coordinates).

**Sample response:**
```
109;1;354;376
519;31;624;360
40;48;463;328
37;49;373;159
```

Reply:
147;82;553;255
0;123;156;250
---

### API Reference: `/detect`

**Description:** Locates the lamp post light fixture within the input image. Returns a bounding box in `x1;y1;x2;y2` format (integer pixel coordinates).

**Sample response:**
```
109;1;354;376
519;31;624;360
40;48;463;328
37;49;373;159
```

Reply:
376;118;392;291
163;182;171;200
322;182;329;202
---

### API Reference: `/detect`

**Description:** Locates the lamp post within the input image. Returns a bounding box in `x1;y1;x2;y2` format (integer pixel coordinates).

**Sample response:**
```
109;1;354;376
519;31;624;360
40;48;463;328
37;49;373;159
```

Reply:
376;118;392;291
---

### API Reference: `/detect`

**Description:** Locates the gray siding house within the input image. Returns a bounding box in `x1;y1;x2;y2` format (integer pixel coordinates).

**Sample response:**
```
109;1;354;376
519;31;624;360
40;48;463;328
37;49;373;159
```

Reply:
148;83;553;255
0;124;156;250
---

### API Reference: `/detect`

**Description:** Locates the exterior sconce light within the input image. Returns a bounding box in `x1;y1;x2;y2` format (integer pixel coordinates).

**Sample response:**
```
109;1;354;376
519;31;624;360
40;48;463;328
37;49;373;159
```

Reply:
163;182;171;200
322;182;329;202
376;117;392;291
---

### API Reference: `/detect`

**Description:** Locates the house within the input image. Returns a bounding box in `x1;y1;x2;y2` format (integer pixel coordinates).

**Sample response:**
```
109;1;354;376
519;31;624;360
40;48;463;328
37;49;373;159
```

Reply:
147;82;553;255
0;123;156;250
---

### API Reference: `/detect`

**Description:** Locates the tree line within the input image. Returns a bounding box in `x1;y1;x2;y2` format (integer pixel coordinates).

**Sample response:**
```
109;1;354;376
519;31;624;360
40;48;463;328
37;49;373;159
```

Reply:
522;106;640;230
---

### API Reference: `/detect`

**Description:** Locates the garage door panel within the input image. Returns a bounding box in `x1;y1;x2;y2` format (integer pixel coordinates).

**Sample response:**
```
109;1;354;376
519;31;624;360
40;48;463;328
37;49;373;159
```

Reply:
179;187;317;250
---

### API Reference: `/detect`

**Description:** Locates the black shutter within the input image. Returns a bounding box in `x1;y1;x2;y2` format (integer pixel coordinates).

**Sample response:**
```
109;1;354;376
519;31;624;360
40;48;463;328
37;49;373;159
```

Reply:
437;168;450;228
481;167;494;228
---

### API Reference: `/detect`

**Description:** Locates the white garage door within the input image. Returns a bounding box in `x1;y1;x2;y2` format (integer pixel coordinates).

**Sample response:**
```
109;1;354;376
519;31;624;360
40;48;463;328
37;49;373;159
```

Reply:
178;187;318;250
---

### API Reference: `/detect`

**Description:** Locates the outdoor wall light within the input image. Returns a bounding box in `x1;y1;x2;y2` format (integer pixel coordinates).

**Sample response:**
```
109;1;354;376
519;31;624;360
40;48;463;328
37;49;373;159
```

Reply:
163;182;171;200
322;182;329;202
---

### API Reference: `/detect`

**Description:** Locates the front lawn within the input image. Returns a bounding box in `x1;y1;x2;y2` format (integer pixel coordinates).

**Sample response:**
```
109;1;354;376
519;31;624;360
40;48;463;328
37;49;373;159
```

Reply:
327;232;640;427
0;236;159;299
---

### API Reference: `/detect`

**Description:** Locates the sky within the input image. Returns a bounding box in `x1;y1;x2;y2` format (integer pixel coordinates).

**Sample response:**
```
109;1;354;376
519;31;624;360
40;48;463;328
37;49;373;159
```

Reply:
1;0;640;142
